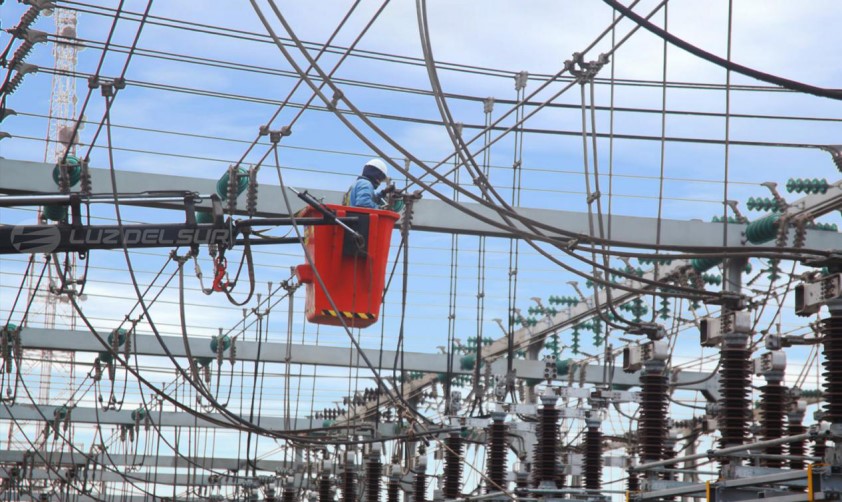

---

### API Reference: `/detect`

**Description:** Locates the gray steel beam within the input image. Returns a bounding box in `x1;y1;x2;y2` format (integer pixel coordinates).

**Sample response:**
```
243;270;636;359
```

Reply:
2;158;841;248
2;402;313;431
10;496;200;502
0;468;238;486
16;327;718;396
496;358;720;400
18;327;463;374
0;450;289;472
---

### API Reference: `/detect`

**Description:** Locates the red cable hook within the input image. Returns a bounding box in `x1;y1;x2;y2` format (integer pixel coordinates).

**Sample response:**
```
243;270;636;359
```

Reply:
212;256;232;292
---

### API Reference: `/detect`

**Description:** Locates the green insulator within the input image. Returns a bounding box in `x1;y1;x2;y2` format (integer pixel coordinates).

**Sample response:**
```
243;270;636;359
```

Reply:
593;334;603;347
556;358;573;376
42;204;68;222
701;273;722;286
52;155;82;187
691;257;722;273
216;167;249;201
210;335;231;353
131;408;147;422
747;197;778;212
196;210;214;224
322;420;335;428
545;307;558;316
195;357;213;368
744;262;753;274
521;317;537;327
640;258;671;265
787;177;828;194
612;383;632;391
459;355;476;371
745;213;781;244
107;328;127;347
98;351;113;364
525;377;543;387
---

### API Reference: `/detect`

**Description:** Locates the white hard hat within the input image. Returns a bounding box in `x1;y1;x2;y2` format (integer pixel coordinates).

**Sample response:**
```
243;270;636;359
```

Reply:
364;158;388;177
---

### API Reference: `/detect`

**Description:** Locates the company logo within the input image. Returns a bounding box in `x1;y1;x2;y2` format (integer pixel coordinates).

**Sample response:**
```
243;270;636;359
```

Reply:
8;225;232;253
10;225;61;253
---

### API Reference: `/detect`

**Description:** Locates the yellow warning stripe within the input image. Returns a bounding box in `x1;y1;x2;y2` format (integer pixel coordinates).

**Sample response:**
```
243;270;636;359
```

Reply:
322;310;376;320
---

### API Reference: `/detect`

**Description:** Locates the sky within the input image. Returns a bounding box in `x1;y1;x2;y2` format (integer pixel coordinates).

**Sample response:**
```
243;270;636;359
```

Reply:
1;0;842;499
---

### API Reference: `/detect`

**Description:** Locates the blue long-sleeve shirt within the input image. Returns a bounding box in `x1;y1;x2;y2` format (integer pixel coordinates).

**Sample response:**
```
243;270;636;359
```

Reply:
347;177;384;209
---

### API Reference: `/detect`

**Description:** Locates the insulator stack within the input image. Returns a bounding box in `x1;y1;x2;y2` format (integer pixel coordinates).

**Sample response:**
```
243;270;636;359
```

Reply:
366;451;382;502
532;395;560;487
759;381;786;467
386;466;401;502
662;438;676;481
319;472;332;502
514;468;530;497
414;468;427;502
443;433;463;499
718;343;751;452
555;458;567;490
638;372;668;468
343;465;358;502
813;437;827;463
282;486;295;502
486;414;508;493
583;424;602;491
627;469;640;493
788;420;806;470
822;311;842;424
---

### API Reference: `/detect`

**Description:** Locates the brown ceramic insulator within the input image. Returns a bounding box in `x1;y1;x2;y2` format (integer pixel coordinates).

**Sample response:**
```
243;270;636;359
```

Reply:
788;422;807;471
282;486;295;502
638;372;668;465
759;382;787;467
414;469;427;502
319;473;332;502
627;470;640;493
718;346;752;451
342;468;357;502
366;455;382;502
531;405;560;487
583;426;603;491
486;419;508;493
823;315;842;423
443;435;463;499
387;477;400;502
813;437;826;464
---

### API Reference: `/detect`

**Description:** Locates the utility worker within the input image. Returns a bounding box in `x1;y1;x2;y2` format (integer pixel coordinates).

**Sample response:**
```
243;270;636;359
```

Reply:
344;158;390;209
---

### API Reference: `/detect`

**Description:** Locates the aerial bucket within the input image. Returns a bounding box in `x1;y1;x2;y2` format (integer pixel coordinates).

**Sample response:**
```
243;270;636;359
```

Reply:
294;204;399;328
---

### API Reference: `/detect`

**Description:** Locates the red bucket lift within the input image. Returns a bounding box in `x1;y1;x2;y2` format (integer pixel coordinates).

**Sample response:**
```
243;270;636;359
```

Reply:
295;204;399;328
